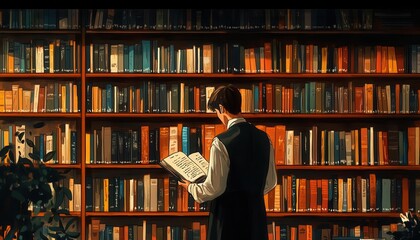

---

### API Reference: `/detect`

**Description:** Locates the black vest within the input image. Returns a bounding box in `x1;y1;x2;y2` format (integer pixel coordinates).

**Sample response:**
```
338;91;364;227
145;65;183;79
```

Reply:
207;122;271;240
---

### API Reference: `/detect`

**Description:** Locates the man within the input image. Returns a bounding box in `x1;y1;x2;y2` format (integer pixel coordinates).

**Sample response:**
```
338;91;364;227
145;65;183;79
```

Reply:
178;84;277;240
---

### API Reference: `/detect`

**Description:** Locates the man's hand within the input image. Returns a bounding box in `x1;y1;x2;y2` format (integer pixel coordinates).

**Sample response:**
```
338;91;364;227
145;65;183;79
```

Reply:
178;180;191;190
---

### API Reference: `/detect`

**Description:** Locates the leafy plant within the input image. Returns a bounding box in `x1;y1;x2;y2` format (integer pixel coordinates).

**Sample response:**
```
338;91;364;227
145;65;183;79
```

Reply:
0;123;80;240
387;211;420;240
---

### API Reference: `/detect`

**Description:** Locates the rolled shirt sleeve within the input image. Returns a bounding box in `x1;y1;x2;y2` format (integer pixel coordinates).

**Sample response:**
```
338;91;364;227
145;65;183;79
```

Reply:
188;137;229;203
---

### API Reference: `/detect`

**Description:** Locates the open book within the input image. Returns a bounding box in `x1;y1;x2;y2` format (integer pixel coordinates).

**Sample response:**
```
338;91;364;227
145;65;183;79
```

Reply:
159;151;209;183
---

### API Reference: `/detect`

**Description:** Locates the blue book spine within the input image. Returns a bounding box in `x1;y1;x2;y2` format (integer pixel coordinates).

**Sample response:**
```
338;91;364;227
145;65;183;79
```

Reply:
106;83;113;112
128;44;134;73
182;126;190;155
142;40;151;73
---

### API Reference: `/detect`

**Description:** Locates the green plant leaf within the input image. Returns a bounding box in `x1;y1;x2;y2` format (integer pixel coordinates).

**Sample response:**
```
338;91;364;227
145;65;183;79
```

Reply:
44;151;56;162
49;226;64;232
0;145;11;157
63;187;73;200
17;131;25;142
66;231;81;238
17;157;34;167
55;189;64;207
26;138;35;148
11;189;25;202
64;217;78;231
33;122;45;128
47;232;61;239
39;232;49;240
29;152;41;161
56;209;70;215
20;225;28;233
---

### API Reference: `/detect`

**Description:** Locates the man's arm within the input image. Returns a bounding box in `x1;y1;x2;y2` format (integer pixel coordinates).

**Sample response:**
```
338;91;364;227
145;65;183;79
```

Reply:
185;138;229;203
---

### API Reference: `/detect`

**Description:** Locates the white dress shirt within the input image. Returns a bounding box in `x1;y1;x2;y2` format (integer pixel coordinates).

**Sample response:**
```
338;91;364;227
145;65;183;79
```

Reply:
188;117;277;203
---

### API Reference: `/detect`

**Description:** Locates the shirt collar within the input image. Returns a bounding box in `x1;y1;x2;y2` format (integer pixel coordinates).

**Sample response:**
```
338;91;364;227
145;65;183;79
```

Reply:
227;117;246;129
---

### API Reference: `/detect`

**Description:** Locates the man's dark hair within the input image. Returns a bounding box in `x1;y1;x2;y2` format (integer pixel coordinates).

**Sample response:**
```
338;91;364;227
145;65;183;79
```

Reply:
208;84;242;114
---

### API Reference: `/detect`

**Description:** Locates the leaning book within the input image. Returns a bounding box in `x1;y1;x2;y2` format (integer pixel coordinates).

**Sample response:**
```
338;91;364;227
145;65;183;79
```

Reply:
159;151;209;183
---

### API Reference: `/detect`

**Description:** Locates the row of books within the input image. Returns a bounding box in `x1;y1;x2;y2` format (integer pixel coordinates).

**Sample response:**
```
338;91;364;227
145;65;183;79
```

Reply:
270;175;420;214
86;122;420;167
86;175;208;213
84;9;375;31
0;9;79;30
266;221;402;240
29;177;81;213
87;219;401;240
0;123;77;164
244;82;416;114
86;173;420;215
86;81;419;115
86;82;214;114
0;39;80;73
86;124;213;165
88;219;206;240
85;41;420;74
0;82;79;113
268;127;411;166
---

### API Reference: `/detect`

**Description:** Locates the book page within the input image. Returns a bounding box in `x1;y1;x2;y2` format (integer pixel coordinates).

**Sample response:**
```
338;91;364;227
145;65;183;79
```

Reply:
161;151;206;183
188;152;209;173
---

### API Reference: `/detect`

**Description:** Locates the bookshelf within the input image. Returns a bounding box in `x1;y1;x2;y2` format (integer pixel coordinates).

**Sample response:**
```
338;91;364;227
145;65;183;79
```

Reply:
3;8;420;240
0;9;82;239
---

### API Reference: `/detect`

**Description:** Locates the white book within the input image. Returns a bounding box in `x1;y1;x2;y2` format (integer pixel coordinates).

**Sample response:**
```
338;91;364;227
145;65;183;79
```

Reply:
159;151;208;183
15;124;26;162
35;45;44;73
73;183;81;211
33;84;40;112
361;178;367;213
150;178;158;211
143;174;151;211
129;179;136;211
168;125;178;154
205;86;215;113
45;134;54;163
286;130;294;165
110;44;118;73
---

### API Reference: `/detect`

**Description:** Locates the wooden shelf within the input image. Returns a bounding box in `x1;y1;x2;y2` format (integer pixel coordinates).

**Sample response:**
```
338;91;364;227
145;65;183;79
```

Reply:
0;113;81;118
0;73;81;78
85;73;420;79
84;113;420;119
85;212;402;218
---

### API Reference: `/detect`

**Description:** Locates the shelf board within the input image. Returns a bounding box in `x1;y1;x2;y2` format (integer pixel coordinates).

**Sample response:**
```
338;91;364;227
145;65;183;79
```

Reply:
85;212;401;218
85;113;420;119
85;30;420;36
266;212;403;218
46;164;82;169
85;73;420;79
0;73;81;78
33;211;81;217
86;212;209;217
85;164;161;169
0;30;81;34
0;113;81;118
277;165;420;171
84;164;420;170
